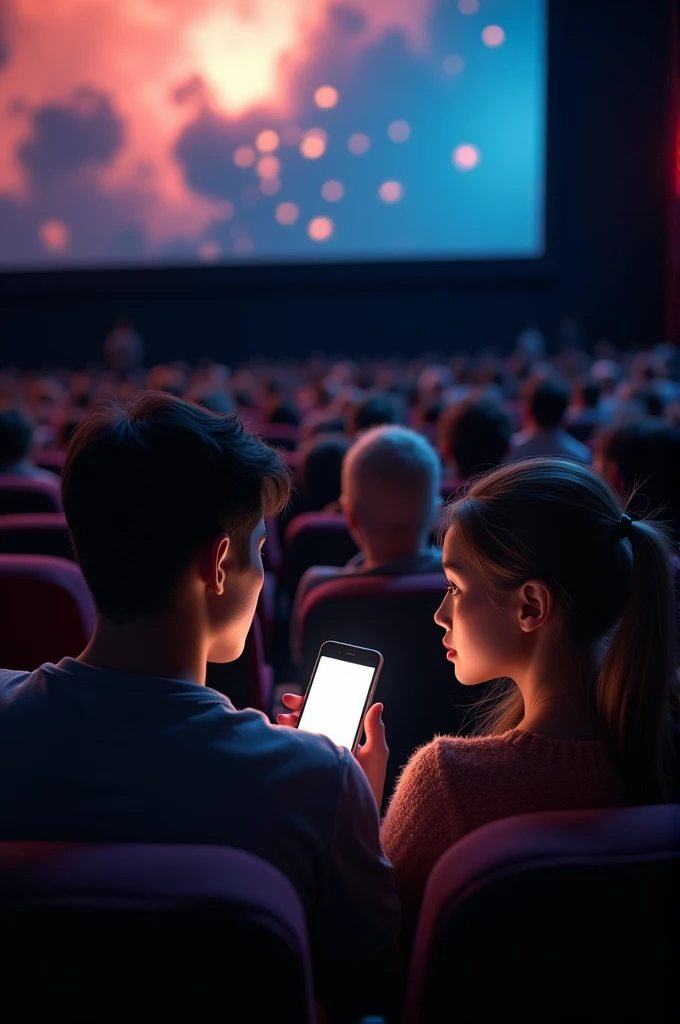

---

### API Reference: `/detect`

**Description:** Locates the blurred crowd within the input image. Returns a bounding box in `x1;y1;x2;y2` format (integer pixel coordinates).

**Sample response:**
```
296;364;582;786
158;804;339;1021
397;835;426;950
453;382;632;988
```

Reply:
2;322;680;551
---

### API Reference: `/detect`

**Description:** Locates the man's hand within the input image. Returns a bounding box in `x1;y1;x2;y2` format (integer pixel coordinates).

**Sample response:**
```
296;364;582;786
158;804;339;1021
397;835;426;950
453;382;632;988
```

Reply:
278;693;389;809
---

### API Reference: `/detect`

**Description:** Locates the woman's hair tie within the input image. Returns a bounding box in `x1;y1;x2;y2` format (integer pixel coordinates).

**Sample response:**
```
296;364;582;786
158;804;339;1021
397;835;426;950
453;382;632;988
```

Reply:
617;513;634;540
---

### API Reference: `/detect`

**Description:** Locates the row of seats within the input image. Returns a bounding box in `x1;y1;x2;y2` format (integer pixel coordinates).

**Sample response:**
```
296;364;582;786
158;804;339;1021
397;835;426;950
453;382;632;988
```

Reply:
2;803;677;1022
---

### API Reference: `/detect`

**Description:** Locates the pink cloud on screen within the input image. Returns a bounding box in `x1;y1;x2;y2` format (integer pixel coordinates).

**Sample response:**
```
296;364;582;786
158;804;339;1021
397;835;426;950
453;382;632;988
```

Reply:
0;0;434;254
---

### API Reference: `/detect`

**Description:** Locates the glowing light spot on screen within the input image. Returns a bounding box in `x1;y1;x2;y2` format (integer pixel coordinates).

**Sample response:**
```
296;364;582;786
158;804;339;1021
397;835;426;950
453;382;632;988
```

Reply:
256;155;280;179
233;236;254;255
198;240;220;262
458;0;479;14
282;125;303;146
256;129;279;153
453;144;481;170
443;55;465;76
388;120;411;143
314;85;339;109
214;200;235;222
300;129;327;159
321;180;344;202
482;25;506;48
308;216;334;241
39;219;70;252
348;133;370;155
379;181;404;203
276;202;299;225
233;146;256;168
260;177;281;196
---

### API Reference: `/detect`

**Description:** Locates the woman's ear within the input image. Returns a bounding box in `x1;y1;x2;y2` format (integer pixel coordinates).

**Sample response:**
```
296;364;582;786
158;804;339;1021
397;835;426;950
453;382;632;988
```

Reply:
517;579;553;633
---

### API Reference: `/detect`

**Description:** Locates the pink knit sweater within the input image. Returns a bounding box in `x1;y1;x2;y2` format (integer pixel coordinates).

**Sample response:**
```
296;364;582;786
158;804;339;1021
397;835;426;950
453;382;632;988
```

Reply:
380;729;626;929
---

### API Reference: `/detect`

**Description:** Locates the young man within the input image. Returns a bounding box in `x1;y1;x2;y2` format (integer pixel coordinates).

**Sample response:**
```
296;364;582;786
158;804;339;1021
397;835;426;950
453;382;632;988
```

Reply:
0;392;400;1020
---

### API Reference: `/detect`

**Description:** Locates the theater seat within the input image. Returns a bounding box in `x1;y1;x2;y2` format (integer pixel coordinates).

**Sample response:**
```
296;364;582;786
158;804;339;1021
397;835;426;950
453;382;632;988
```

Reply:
283;512;359;599
0;512;74;560
0;842;316;1023
297;573;486;807
34;449;66;475
0;554;95;669
0;474;63;514
256;423;300;451
404;804;680;1024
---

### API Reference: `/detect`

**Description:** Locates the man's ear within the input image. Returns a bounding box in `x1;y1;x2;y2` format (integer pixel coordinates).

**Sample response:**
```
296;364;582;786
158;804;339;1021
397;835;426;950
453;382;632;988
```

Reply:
340;493;357;530
197;534;231;596
516;579;553;633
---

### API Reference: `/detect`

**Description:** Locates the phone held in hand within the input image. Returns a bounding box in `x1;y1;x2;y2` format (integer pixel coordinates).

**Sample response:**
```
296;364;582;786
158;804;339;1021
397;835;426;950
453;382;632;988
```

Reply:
296;640;384;753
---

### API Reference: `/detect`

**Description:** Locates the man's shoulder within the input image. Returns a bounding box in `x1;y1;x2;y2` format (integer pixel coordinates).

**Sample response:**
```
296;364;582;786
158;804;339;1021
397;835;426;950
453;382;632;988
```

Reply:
0;665;42;704
559;432;592;461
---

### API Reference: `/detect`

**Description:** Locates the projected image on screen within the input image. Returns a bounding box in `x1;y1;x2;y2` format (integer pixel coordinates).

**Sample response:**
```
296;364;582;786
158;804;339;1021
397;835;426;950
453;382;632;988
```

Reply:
298;656;374;750
0;0;545;270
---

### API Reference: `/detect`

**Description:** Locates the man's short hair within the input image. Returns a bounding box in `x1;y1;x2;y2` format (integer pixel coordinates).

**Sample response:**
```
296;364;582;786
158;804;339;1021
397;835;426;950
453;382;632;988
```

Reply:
62;392;291;622
343;425;441;531
348;393;399;435
525;377;570;428
0;407;34;466
438;397;512;478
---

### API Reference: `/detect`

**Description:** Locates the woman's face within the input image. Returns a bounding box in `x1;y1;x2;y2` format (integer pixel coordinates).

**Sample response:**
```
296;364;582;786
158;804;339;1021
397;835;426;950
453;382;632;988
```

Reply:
434;526;524;686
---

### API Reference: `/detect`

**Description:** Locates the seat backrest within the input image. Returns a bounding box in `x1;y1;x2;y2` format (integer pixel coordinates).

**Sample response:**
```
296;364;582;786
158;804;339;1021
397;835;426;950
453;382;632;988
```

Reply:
34;449;66;475
263;514;284;579
404;805;680;1024
0;512;74;560
0;474;63;514
255;423;300;451
297;573;485;806
284;512;359;597
206;612;273;715
0;554;95;669
0;841;316;1023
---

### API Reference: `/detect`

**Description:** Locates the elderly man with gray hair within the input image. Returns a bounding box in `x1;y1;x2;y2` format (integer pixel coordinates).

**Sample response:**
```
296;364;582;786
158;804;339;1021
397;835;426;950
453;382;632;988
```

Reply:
290;425;443;666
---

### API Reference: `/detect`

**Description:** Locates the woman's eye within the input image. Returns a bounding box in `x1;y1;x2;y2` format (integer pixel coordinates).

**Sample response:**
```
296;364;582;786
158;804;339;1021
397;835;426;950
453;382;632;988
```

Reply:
445;582;459;596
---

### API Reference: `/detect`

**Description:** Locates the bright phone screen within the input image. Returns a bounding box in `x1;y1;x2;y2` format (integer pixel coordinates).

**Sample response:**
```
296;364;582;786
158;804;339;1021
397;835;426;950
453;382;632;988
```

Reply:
297;656;375;750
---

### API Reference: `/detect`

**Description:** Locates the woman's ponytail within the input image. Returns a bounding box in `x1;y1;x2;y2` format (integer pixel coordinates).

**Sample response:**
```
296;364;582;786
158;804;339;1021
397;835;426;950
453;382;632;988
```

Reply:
597;518;678;802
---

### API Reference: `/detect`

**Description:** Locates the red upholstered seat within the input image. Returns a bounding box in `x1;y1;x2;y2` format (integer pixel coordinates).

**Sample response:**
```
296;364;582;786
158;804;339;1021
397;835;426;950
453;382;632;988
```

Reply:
0;512;74;560
404;804;680;1023
0;554;95;669
0;474;63;514
0;841;316;1023
283;511;359;598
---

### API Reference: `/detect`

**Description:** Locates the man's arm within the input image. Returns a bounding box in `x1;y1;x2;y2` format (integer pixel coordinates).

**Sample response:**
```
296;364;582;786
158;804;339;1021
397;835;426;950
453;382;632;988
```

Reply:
312;750;403;1024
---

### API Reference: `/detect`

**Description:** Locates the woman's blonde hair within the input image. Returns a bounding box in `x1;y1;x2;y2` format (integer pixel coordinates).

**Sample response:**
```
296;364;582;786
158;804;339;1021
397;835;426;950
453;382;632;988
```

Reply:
440;457;679;803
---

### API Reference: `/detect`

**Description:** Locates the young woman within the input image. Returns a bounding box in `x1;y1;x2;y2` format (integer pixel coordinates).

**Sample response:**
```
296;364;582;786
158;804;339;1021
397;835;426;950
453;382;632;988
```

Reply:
280;457;680;940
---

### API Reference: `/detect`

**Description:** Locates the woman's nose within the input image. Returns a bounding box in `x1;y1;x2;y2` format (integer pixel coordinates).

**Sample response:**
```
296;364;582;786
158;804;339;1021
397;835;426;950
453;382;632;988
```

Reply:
434;594;451;629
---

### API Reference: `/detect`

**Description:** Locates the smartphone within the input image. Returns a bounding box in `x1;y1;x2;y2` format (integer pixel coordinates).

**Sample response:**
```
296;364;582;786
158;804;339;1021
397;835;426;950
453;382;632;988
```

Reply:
296;640;384;753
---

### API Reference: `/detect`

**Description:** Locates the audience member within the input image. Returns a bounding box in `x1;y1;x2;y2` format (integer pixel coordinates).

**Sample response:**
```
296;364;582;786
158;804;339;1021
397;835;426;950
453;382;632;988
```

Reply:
0;393;400;1022
505;376;592;463
346;393;401;438
290;426;442;665
565;377;605;441
438;396;512;482
595;419;680;543
0;407;60;483
293;432;351;516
